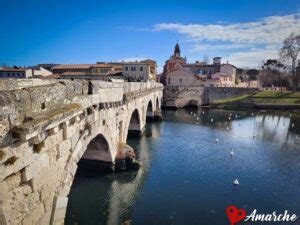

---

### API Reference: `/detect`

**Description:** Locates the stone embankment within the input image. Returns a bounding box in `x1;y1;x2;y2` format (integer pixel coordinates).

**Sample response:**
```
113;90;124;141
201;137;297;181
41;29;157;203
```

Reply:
163;86;258;108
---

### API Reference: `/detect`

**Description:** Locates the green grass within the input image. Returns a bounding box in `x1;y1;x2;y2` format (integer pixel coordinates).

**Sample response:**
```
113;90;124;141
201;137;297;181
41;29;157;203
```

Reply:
253;98;300;104
252;90;290;98
216;94;250;104
215;91;300;106
284;92;300;98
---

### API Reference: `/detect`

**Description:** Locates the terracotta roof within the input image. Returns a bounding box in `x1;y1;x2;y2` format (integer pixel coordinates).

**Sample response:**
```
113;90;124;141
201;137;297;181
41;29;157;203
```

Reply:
141;59;157;65
52;64;93;70
221;63;237;68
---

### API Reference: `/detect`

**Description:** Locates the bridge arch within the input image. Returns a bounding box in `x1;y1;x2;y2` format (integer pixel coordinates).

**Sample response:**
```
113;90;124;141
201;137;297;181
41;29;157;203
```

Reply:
123;108;143;141
146;100;154;119
81;133;112;162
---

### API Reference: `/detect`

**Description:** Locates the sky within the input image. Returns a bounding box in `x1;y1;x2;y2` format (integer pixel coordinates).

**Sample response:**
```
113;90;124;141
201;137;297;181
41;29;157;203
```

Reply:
0;0;300;71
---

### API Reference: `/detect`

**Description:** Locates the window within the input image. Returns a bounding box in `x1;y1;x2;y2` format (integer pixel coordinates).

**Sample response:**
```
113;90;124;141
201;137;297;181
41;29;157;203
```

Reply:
140;76;144;80
125;66;128;71
179;78;182;83
131;66;136;71
168;77;170;85
140;66;143;71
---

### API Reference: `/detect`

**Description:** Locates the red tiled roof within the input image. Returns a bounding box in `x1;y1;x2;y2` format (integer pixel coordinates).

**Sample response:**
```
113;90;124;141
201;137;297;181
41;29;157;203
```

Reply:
52;64;93;70
221;63;237;68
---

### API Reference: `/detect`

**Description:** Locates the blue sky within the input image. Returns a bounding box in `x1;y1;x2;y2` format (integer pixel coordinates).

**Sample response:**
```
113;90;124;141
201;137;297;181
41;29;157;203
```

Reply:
0;0;300;71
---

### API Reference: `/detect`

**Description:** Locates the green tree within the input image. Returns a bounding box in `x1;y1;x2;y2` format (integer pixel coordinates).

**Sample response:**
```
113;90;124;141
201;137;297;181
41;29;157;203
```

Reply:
262;59;287;91
247;69;259;81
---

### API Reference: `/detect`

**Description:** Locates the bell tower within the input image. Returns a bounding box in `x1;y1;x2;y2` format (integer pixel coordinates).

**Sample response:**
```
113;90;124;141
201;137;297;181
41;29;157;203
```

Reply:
174;43;180;57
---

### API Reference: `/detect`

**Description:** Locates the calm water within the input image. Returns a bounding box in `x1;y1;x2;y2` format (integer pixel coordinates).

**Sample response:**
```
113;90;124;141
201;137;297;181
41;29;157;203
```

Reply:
65;109;300;225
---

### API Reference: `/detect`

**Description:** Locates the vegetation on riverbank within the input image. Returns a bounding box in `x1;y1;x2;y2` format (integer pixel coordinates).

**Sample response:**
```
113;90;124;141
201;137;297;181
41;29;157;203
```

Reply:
212;90;300;109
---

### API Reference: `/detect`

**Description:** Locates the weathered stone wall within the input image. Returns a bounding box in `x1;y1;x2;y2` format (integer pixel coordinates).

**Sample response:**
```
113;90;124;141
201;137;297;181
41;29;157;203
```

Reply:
0;79;163;225
163;86;258;108
203;87;258;104
163;86;204;108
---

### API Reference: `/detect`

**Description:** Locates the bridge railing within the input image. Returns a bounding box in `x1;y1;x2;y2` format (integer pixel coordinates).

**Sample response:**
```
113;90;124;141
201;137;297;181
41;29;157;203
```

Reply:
0;79;163;147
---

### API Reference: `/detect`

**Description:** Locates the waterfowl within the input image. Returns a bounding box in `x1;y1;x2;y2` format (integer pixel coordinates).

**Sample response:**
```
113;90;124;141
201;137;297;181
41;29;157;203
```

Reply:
233;179;239;186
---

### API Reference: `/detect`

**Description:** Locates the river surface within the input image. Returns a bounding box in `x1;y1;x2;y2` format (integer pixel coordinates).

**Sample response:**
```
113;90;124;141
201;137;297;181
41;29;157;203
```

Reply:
65;109;300;225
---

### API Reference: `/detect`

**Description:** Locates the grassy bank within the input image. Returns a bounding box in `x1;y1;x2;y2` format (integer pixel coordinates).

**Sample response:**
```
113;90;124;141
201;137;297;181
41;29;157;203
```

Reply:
212;90;300;109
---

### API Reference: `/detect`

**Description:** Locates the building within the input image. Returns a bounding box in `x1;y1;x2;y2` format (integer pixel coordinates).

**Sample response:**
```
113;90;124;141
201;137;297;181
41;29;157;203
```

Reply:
163;43;187;73
122;60;157;81
31;67;53;77
165;67;233;87
37;64;59;71
52;64;93;74
49;60;157;81
0;68;33;78
93;62;123;75
162;43;236;87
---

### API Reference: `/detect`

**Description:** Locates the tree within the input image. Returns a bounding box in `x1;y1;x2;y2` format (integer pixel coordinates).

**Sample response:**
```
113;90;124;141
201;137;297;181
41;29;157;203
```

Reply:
236;68;244;74
280;33;300;91
247;69;259;81
261;59;287;91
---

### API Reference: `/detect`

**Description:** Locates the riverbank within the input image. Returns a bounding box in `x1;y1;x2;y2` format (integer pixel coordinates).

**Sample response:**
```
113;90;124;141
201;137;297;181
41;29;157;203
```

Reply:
211;90;300;110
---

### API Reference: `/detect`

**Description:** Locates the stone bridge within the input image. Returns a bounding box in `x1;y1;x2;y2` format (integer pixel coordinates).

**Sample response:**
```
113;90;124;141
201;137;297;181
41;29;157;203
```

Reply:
0;79;163;225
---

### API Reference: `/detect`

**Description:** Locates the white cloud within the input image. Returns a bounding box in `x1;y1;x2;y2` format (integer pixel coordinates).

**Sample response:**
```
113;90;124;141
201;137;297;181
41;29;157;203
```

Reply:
191;43;250;52
226;49;279;68
153;13;300;68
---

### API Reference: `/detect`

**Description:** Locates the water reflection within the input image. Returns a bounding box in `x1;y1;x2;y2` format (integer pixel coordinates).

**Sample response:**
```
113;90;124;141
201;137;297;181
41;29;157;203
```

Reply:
66;109;300;225
65;122;162;225
169;109;300;145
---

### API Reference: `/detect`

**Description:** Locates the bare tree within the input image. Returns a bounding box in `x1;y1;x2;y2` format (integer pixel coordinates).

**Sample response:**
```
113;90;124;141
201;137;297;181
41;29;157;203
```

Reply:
280;33;300;91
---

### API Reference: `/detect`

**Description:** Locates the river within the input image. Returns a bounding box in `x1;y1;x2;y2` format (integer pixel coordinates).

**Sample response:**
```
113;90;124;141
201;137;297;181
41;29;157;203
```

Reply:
65;109;300;225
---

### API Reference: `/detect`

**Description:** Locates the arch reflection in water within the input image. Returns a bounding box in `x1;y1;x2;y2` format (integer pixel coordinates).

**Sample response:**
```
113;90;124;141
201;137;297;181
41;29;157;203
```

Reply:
65;122;162;225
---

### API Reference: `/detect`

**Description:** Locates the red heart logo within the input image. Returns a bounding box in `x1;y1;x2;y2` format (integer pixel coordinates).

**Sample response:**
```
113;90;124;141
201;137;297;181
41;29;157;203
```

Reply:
226;205;246;225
